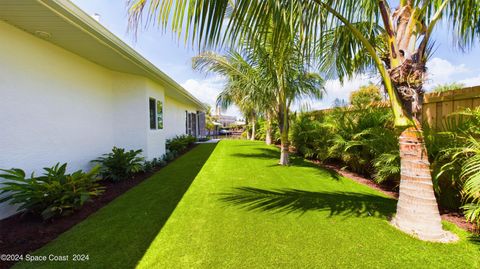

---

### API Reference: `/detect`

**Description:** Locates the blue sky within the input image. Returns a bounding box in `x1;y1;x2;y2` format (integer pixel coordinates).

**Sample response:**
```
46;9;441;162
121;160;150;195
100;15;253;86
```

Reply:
72;0;480;117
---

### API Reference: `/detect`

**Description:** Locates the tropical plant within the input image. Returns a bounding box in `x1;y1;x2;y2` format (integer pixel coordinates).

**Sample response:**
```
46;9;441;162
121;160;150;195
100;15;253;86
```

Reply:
193;43;324;165
92;147;144;182
166;135;196;153
204;105;217;133
143;157;168;173
314;0;480;241
0;163;104;220
163;150;178;162
435;108;480;224
432;82;465;93
128;0;480;240
349;84;383;107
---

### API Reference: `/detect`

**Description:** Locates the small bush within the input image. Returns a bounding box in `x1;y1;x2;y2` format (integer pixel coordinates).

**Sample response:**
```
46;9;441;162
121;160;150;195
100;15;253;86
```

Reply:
163;150;178;162
92;147;144;181
0;163;104;220
166;135;196;153
143;158;168;172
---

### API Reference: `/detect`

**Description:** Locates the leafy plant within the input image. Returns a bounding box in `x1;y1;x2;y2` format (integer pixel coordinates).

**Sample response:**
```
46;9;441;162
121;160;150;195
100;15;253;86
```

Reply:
0;163;104;220
92;147;144;181
459;137;480;226
432;82;465;93
349;84;383;107
143;157;168;173
163;150;178;162
166;135;196;153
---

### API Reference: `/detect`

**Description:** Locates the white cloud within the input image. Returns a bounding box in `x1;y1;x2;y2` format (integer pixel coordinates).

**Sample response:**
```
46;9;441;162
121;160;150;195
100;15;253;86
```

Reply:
183;57;480;116
181;76;242;118
459;75;480;87
425;57;470;90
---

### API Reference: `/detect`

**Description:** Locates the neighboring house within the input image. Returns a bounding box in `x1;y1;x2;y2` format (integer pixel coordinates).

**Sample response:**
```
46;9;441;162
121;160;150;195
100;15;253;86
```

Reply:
216;115;238;128
0;0;206;218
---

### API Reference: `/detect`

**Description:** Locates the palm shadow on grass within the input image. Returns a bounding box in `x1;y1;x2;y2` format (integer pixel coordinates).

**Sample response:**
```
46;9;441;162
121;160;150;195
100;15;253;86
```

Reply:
219;187;395;219
232;147;342;180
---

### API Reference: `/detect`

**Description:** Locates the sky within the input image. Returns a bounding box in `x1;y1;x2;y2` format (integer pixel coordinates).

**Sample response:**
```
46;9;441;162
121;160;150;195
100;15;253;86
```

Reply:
71;0;480;118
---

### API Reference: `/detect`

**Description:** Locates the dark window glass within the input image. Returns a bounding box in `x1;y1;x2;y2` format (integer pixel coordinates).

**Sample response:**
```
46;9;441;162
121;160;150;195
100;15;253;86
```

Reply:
149;98;156;129
156;100;163;129
185;111;188;134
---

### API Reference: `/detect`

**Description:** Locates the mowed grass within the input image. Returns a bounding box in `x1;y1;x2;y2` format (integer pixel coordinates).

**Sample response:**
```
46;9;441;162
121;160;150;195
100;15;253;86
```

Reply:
16;140;480;268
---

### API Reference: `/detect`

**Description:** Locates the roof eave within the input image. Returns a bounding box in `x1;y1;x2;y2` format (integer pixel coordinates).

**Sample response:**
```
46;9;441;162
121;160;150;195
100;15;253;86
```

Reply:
40;0;207;111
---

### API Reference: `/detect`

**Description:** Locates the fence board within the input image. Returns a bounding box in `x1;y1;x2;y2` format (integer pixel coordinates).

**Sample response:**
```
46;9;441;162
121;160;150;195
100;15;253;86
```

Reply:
312;86;480;130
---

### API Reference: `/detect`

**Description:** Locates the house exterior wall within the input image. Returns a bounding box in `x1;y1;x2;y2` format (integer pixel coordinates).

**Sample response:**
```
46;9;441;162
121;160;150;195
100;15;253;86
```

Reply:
145;80;166;159
0;21;115;175
164;96;198;139
0;21;202;219
112;72;149;153
0;21;115;218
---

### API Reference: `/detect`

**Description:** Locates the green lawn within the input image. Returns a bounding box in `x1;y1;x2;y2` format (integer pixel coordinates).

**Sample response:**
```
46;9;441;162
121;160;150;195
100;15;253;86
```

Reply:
16;140;479;268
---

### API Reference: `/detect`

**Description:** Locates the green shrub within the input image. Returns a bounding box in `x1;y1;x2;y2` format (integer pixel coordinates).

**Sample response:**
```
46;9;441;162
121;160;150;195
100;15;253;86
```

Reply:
143;157;168;172
166;135;196;153
256;118;281;144
0;163;104;220
291;107;402;184
291;105;480;220
349;84;383;107
163;150;178;162
291;113;331;160
92;147;144;181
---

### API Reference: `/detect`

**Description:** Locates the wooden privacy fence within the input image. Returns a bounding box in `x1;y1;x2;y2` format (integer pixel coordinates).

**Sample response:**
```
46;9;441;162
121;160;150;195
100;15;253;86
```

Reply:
423;86;480;129
310;86;480;130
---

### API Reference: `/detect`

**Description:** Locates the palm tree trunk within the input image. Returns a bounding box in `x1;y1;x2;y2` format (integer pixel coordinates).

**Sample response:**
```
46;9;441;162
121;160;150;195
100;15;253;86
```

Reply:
279;132;289;165
265;112;273;145
391;126;457;242
278;104;289;166
245;117;251;140
250;116;256;141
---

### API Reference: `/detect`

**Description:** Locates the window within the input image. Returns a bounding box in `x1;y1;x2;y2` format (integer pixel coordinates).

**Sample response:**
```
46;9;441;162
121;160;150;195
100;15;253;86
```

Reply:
149;98;163;130
156;100;163;129
149;98;156;129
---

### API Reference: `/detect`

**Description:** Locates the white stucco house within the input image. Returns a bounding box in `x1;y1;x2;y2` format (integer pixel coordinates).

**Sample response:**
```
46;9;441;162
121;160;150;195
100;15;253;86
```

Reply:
0;0;207;218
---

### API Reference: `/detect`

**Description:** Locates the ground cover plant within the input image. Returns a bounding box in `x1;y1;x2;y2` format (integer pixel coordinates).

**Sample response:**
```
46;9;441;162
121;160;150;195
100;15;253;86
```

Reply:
14;141;480;268
0;144;201;268
0;164;103;220
92;147;144;182
166;135;196;153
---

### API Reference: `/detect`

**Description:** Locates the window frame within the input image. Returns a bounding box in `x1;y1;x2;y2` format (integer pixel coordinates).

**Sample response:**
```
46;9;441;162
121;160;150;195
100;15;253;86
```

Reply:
148;97;163;130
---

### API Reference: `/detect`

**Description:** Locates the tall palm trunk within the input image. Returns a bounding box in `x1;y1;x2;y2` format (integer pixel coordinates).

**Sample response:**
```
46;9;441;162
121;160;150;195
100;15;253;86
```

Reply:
265;112;273;145
245;118;251;140
278;103;289;165
374;1;457;242
391;126;456;242
250;116;256;141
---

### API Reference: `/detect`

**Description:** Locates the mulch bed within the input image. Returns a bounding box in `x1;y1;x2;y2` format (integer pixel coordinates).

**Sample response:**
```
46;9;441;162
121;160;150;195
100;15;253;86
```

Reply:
0;145;196;269
318;161;477;233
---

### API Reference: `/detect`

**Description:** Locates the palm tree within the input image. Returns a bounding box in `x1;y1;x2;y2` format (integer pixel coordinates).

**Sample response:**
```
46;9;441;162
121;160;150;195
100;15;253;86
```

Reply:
128;0;479;241
311;0;479;242
193;45;324;164
193;51;267;142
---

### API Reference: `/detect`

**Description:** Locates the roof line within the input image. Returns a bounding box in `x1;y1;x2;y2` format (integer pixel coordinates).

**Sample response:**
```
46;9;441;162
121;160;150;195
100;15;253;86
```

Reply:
37;0;207;110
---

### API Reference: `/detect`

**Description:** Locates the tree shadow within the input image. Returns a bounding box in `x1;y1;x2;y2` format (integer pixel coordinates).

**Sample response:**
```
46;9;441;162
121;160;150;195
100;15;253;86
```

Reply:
232;148;342;181
22;144;217;269
289;156;342;181
467;235;480;246
219;187;395;219
231;147;279;159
